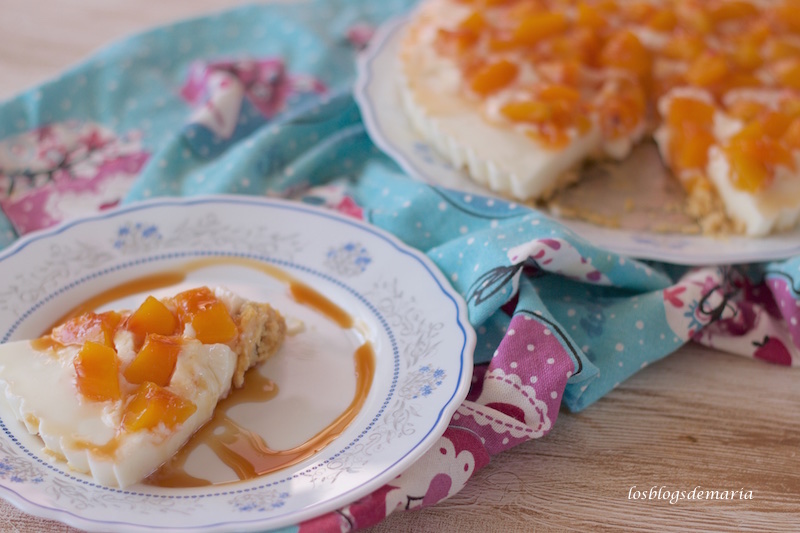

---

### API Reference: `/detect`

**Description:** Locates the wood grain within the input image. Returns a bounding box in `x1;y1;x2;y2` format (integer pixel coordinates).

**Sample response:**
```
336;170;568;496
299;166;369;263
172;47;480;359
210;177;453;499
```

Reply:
1;2;799;532
368;345;800;533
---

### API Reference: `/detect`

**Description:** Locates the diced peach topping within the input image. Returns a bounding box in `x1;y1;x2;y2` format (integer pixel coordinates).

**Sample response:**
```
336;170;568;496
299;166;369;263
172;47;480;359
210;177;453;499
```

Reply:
599;31;651;80
773;1;800;33
725;116;796;192
726;72;761;90
74;341;121;402
512;12;568;47
122;382;197;432
171;287;238;344
596;79;647;140
685;52;729;88
576;3;605;30
123;334;181;387
677;4;713;34
726;138;795;192
53;311;122;348
538;60;583;86
469;59;519;96
432;0;800;193
647;9;677;31
665;96;715;130
764;38;800;62
673;123;716;171
507;0;546;21
501;100;554;122
622;2;653;22
500;81;592;149
783;118;800;149
191;301;238;344
534;83;576;101
597;95;639;140
127;295;178;338
782;97;800;118
51;286;244;435
661;34;706;61
772;59;800;90
730;39;763;71
435;28;479;57
559;28;600;64
665;97;716;171
726;100;765;122
760;112;795;139
709;1;758;24
458;11;487;33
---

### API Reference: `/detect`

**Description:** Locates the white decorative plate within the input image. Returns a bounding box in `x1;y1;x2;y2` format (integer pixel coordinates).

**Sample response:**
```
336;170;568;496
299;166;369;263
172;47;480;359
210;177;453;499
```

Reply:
0;196;475;532
355;17;800;265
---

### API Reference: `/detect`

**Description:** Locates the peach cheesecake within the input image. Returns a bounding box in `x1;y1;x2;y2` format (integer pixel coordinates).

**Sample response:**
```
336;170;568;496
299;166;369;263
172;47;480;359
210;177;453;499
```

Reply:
399;0;800;235
0;286;285;487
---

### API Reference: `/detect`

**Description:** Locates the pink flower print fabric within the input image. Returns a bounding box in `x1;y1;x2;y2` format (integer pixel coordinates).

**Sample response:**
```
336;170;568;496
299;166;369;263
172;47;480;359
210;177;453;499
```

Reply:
180;59;326;158
0;121;148;235
694;266;799;366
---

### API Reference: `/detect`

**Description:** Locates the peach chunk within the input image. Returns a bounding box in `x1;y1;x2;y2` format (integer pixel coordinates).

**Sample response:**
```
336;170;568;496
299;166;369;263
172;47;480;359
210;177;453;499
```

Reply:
665;97;716;171
53;311;122;348
597;84;646;140
784;118;800;149
469;59;519;96
647;9;677;31
686;52;729;88
435;28;478;57
599;31;651;80
191;302;238;344
774;1;800;33
458;11;487;33
731;39;763;71
727;137;795;192
512;12;568;47
709;1;758;23
764;37;800;62
772;59;800;90
726;100;765;122
122;382;197;432
501;100;554;122
172;287;238;344
74;341;121;402
661;34;705;61
727;143;771;192
672;123;716;171
576;3;605;30
666;97;715;129
127;296;178;337
123;334;181;387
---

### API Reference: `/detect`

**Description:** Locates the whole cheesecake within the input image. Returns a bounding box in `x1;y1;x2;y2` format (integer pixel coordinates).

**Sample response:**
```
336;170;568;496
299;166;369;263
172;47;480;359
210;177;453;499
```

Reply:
399;0;800;236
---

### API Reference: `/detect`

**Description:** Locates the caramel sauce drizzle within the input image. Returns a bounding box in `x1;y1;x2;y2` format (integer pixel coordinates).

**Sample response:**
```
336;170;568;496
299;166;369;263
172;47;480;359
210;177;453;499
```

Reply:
148;343;374;487
42;256;373;487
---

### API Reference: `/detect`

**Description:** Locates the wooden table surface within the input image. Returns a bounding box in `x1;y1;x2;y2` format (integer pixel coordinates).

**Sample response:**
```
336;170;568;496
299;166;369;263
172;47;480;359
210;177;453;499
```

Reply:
1;1;799;532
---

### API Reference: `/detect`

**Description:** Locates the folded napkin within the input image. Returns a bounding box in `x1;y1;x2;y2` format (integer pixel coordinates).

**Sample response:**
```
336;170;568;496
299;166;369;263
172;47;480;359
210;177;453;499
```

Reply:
0;1;797;531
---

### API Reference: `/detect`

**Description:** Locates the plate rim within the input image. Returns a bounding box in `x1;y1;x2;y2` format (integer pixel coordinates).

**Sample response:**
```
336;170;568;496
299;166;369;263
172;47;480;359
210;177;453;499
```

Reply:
0;194;476;532
354;16;800;266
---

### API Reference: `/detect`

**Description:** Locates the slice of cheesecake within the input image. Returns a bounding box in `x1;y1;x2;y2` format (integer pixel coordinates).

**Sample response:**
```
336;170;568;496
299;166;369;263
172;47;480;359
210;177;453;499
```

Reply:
0;286;286;488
